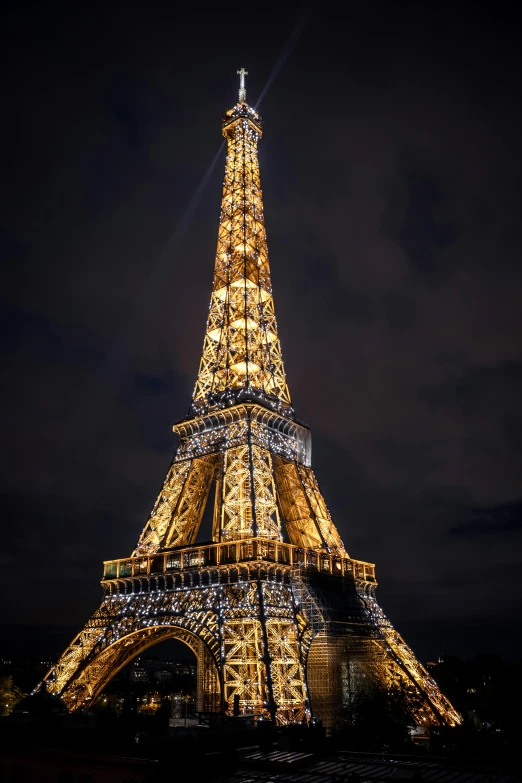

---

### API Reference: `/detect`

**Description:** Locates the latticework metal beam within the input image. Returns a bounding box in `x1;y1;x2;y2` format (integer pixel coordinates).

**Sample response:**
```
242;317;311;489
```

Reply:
192;99;291;417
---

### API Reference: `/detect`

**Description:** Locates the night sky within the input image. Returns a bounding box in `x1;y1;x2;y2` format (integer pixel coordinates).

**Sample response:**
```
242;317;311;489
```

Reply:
2;2;521;662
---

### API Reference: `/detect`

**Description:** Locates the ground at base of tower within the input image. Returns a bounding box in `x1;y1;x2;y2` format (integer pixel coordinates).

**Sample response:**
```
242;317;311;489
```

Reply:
0;712;516;783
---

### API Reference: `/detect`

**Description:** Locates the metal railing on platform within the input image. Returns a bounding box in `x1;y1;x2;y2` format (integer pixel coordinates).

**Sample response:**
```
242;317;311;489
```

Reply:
102;539;376;584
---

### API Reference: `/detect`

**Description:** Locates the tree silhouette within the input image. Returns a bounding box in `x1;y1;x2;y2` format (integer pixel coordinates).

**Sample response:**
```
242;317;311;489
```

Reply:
0;675;26;716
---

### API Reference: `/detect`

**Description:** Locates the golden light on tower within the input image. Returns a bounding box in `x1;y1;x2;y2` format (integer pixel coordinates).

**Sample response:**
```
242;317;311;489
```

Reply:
37;72;461;731
192;78;291;415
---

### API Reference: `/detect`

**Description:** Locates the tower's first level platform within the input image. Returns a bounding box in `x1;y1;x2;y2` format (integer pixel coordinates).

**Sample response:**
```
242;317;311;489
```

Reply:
102;538;376;592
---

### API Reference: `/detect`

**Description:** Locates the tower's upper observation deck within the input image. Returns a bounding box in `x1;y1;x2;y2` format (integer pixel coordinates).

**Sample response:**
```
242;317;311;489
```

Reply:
222;70;263;135
222;101;263;137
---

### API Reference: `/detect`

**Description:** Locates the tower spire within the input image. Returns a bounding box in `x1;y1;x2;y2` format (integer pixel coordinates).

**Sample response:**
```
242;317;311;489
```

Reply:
237;67;248;102
192;72;292;418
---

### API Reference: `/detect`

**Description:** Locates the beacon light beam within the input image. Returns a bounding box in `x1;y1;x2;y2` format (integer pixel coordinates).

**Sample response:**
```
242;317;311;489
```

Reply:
255;6;314;110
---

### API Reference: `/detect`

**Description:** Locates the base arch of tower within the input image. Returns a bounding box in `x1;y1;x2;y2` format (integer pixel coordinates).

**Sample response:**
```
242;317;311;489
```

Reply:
44;620;221;714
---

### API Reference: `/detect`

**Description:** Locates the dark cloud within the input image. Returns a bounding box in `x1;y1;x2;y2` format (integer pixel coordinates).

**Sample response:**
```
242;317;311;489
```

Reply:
449;499;522;537
1;1;521;660
1;303;105;365
420;360;522;413
395;168;460;285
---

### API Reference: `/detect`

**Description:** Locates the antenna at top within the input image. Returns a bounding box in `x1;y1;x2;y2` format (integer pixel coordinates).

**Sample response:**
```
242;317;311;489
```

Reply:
237;68;248;103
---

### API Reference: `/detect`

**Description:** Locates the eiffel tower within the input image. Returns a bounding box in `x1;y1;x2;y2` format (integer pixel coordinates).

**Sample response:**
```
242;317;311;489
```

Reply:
40;70;461;730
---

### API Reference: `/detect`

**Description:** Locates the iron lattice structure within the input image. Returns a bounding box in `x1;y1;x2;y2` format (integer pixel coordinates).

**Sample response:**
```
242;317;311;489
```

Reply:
39;74;461;731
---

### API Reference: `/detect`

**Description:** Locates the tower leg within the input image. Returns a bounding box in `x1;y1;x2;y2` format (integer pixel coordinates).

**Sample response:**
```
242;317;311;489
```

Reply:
196;638;221;712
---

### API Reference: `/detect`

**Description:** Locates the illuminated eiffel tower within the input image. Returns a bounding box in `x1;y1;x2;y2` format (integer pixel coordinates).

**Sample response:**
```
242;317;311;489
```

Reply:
40;70;461;729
